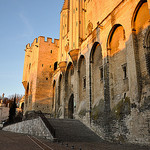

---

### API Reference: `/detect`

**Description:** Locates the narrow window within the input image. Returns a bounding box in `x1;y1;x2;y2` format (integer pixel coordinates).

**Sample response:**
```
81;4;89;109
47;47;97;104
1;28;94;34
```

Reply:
50;50;52;53
83;76;86;89
100;68;103;80
99;66;103;81
54;62;58;71
122;64;127;79
42;64;44;67
29;63;31;71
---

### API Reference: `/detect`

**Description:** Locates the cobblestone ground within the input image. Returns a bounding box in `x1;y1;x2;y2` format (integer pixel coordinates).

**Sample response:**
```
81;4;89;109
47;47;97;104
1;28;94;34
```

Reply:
0;130;149;150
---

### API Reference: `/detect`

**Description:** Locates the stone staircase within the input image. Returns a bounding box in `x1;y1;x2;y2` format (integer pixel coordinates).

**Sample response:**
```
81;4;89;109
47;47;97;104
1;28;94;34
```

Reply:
47;118;102;142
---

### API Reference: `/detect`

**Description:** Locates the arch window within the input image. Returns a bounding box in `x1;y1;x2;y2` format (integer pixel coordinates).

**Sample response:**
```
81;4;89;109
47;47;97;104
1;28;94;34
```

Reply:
107;25;125;56
90;42;103;103
132;0;150;76
132;0;149;34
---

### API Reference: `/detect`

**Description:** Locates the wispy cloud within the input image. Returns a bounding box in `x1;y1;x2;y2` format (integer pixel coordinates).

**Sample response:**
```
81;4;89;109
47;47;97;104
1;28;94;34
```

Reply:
19;12;34;37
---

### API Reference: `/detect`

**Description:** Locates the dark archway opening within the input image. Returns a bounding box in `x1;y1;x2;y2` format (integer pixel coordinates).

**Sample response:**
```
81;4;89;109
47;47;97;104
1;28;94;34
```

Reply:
68;94;74;119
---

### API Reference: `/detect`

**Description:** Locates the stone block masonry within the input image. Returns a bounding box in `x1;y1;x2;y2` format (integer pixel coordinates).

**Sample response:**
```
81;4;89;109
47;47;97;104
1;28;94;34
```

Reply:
22;0;150;146
3;117;54;140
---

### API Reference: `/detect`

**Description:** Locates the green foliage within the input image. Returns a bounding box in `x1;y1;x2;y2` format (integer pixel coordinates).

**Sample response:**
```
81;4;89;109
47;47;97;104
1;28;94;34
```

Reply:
8;96;17;123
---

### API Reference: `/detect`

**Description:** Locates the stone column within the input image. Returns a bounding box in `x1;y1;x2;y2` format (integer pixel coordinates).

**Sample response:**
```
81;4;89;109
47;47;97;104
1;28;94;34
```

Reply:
58;61;67;118
126;33;140;103
61;73;66;118
103;56;110;114
86;44;91;125
68;49;80;119
73;63;79;118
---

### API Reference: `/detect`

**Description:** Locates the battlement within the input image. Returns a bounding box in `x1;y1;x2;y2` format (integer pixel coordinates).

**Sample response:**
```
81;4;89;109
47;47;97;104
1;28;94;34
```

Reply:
26;43;31;49
25;36;59;50
61;0;69;12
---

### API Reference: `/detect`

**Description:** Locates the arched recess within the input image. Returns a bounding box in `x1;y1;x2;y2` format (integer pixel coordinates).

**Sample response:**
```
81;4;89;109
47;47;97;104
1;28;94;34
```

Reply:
52;80;56;110
132;0;149;34
58;74;63;107
65;62;74;94
107;24;128;108
107;24;126;56
90;42;104;105
65;62;74;118
68;94;74;119
78;55;86;103
131;0;150;100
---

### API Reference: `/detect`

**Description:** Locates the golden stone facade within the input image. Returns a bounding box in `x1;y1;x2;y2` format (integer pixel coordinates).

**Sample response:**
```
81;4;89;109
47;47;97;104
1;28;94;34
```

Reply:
23;0;150;144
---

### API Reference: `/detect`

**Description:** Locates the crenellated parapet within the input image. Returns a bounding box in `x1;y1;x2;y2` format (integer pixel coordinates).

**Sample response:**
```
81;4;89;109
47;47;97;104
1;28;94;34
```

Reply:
25;36;59;50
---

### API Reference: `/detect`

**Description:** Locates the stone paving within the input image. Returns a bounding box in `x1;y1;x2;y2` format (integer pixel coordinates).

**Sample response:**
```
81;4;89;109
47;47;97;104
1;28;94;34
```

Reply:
0;130;150;150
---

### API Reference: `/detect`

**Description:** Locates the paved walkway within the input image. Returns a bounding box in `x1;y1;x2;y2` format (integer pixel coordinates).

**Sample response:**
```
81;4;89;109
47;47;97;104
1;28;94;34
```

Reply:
0;130;150;150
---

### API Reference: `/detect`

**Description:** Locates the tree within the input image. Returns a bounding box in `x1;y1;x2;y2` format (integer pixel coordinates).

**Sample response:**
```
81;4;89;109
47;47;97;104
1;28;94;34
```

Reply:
8;96;17;123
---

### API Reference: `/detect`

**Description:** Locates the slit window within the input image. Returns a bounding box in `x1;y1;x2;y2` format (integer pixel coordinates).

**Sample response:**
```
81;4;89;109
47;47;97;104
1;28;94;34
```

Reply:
99;66;103;81
83;76;86;89
122;63;127;79
54;62;58;71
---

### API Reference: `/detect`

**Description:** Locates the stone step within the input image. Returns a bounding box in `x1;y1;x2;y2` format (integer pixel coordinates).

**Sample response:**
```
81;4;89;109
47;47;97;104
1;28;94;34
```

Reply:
47;118;102;142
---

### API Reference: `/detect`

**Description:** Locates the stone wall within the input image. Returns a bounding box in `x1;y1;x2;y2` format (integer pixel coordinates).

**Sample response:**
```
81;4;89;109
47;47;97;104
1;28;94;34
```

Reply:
0;107;9;123
22;0;150;146
3;117;54;140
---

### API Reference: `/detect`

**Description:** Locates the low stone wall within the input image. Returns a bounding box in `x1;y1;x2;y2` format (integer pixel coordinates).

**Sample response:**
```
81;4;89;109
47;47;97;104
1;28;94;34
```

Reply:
2;117;54;140
0;107;9;123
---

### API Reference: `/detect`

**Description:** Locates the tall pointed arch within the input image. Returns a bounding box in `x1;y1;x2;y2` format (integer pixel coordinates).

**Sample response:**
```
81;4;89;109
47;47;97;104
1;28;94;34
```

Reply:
106;24;128;108
90;42;103;104
78;55;86;103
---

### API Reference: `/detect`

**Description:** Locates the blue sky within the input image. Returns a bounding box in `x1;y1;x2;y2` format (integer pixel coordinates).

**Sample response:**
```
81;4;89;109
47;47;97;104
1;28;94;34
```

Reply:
0;0;64;97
